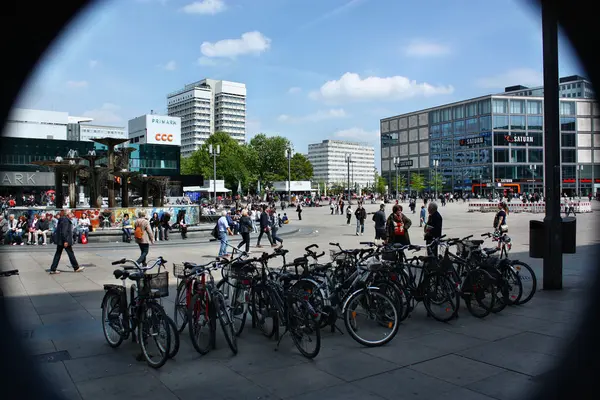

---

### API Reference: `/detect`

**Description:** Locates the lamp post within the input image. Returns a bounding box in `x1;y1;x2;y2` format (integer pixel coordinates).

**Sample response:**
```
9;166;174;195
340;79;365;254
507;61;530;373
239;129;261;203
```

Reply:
208;144;220;204
576;164;584;198
433;159;439;199
285;148;292;202
529;164;537;194
393;156;400;199
345;153;352;204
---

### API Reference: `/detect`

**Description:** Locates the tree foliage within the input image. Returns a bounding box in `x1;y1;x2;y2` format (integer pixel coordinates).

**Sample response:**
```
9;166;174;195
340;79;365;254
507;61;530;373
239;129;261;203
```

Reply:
290;153;313;181
429;171;444;193
396;174;407;193
410;173;426;193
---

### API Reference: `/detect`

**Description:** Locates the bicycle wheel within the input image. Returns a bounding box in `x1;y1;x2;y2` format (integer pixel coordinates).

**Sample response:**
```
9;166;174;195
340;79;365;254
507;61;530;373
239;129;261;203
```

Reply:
252;286;277;338
288;296;321;359
216;293;238;355
343;288;399;347
101;291;124;348
165;315;180;359
463;269;495;318
138;302;171;369
174;280;188;333
188;292;213;355
422;273;460;322
511;261;537;305
373;279;407;322
217;279;248;337
502;266;523;306
290;279;327;328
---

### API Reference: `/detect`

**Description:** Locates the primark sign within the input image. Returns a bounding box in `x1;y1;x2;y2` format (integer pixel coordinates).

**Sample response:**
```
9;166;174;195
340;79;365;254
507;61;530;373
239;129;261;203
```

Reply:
0;171;55;187
151;118;177;125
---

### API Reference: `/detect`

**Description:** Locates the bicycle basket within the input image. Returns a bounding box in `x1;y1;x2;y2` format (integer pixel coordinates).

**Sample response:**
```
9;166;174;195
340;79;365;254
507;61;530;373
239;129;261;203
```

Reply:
330;249;350;262
222;260;255;281
172;263;187;279
141;271;169;297
381;248;399;262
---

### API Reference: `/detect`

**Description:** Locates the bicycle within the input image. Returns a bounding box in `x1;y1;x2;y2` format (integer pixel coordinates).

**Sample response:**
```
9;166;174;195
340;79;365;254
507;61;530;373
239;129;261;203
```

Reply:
100;257;172;368
0;269;19;298
181;260;238;355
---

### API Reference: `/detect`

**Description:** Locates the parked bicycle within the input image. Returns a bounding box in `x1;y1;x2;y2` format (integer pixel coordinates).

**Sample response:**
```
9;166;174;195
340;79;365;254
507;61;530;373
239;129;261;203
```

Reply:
0;269;19;298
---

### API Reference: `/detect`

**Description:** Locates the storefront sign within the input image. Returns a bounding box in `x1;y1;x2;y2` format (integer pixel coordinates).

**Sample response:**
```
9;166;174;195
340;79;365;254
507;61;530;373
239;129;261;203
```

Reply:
459;136;484;146
154;133;174;142
151;118;177;125
395;160;413;168
505;134;533;144
0;171;55;187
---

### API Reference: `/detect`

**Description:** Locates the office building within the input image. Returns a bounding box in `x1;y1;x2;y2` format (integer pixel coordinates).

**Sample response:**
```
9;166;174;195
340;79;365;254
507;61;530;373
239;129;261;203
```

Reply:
167;79;246;157
503;75;595;99
380;76;600;197
307;140;375;188
128;114;181;146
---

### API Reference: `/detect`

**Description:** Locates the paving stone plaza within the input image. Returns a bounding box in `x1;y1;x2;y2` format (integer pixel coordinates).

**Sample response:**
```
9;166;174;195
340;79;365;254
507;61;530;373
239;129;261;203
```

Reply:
1;200;598;400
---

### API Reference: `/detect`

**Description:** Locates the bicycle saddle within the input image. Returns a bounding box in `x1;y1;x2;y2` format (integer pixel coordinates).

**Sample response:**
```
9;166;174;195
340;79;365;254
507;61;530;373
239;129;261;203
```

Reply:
483;248;499;255
467;240;484;246
183;262;200;269
275;248;289;255
293;257;308;265
113;269;129;279
417;255;437;262
128;272;144;281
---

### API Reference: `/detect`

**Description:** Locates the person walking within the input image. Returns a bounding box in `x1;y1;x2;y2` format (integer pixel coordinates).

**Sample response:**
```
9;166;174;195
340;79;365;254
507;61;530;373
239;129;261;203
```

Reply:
236;209;253;253
296;202;303;220
256;205;274;248
355;203;367;236
424;202;443;257
160;212;171;241
340;199;345;215
134;211;154;266
346;204;352;225
270;209;284;248
217;211;233;257
372;204;387;244
419;205;426;227
493;202;509;233
385;204;412;246
49;211;83;274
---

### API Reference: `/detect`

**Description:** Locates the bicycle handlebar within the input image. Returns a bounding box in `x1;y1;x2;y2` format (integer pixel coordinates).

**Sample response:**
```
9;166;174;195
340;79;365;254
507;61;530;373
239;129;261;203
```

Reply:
111;258;156;271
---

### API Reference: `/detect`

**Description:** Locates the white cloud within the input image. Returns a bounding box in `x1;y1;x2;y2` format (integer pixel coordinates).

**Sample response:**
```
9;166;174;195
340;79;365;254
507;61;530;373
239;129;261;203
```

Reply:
475;68;543;89
161;60;177;71
89;60;98;69
287;87;302;94
197;56;219;66
201;31;271;58
82;103;124;125
181;0;226;14
309;72;454;103
334;127;379;142
66;80;88;88
277;109;347;123
404;39;451;57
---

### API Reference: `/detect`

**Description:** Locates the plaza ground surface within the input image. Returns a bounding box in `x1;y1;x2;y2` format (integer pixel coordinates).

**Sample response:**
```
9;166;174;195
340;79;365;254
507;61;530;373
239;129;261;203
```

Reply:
1;200;599;400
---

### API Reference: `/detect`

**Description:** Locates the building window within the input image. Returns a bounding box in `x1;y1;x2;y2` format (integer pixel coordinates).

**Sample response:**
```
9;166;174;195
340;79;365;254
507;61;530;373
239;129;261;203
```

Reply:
466;118;479;133
441;123;452;137
510;148;527;162
562;165;575;179
529;132;543;146
494;149;509;163
493;131;509;146
510;99;525;114
454;120;465;135
494;165;515;179
560;101;576;115
561;149;576;163
561;132;576;147
453;105;464;119
492;99;508;114
441;108;451;122
560;117;576;131
479;99;491;114
510;115;526;130
430;110;440;124
480;115;492;131
527;115;543;130
493;115;509;130
465;102;478;117
529;149;543;163
430;124;441;139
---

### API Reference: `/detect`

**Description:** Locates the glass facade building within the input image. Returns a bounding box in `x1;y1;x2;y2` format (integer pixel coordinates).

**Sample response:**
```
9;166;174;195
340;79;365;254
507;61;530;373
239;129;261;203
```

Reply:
381;95;600;196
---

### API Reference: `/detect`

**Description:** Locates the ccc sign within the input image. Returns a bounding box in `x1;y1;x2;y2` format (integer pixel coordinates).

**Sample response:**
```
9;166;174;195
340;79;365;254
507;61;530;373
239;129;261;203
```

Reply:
155;133;174;142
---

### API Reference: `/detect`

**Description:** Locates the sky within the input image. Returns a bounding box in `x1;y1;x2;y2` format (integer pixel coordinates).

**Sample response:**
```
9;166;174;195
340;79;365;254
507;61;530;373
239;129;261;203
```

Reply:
16;0;585;167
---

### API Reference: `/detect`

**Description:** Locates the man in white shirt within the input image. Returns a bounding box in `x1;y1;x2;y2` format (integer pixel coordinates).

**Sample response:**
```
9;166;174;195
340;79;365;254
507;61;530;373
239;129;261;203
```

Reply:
217;211;233;257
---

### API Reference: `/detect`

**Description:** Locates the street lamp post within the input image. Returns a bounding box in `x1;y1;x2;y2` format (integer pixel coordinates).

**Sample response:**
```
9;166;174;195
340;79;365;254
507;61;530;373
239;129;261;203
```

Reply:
393;156;400;199
576;164;583;198
285;148;292;202
208;144;220;204
345;153;352;204
529;164;537;193
433;159;439;199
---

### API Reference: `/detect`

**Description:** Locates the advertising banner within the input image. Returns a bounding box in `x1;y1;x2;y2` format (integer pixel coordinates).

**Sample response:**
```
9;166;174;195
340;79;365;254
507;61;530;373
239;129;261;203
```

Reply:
145;115;181;146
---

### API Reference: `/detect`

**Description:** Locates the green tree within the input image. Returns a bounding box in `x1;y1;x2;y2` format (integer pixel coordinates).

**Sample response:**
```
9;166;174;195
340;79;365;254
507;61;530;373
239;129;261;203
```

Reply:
248;134;291;186
290;153;314;181
429;171;444;194
410;173;426;194
376;176;387;195
396;174;407;194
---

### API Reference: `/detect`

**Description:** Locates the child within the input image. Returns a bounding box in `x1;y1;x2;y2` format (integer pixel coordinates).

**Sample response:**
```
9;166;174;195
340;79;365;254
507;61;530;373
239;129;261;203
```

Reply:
419;205;426;227
282;213;289;224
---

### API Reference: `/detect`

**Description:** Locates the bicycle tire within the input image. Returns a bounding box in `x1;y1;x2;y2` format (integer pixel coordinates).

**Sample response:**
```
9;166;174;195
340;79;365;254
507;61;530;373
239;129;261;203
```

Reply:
373;279;407;322
463;269;495;318
138;302;171;369
100;291;124;348
289;297;321;359
343;288;400;347
188;292;213;355
174;280;188;333
252;286;277;338
502;266;524;305
422;272;460;322
290;279;327;329
216;294;238;355
511;261;537;305
217;279;248;337
165;315;180;359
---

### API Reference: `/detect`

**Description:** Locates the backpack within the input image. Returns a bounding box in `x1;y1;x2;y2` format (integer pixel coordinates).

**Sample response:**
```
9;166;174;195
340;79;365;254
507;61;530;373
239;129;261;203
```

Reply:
211;223;219;239
134;221;144;240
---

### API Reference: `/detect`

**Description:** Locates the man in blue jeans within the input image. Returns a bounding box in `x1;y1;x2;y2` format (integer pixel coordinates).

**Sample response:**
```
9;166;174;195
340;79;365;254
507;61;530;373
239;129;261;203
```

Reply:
217;210;233;257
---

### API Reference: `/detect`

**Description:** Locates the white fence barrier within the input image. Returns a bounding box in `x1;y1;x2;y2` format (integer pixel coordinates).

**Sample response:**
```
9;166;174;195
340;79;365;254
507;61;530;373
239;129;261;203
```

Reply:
468;201;592;213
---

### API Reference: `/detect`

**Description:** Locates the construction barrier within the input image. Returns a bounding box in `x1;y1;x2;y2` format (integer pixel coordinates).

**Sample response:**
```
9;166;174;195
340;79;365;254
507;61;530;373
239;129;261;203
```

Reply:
468;201;592;213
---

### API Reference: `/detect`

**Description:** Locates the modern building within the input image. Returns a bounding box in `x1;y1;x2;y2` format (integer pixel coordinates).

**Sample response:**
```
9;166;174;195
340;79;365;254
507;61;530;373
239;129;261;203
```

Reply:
167;79;246;157
380;78;600;197
503;75;595;99
128;114;182;146
307;140;375;188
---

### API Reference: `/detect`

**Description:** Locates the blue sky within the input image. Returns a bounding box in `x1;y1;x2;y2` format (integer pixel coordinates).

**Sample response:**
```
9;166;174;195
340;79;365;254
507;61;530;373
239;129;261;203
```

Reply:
16;0;584;166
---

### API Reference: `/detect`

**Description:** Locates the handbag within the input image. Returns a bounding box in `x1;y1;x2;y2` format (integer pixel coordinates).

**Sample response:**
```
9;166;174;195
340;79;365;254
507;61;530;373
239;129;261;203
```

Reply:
500;224;508;233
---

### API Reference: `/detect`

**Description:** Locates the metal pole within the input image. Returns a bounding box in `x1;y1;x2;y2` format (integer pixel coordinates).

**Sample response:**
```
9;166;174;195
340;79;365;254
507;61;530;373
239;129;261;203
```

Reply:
287;149;291;202
213;152;217;203
347;154;350;204
408;167;411;198
395;163;399;200
541;1;562;290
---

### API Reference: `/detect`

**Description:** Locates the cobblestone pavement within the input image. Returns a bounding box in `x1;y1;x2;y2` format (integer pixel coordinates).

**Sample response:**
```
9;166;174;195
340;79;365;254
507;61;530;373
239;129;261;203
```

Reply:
1;200;598;400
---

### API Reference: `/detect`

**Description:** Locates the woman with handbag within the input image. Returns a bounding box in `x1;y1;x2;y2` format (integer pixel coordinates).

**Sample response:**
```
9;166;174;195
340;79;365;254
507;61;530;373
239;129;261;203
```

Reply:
236;209;253;253
385;204;412;246
493;202;509;234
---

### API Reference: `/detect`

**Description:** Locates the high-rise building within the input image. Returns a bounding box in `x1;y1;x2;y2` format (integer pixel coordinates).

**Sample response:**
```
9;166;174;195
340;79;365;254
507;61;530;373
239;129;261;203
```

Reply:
307;140;375;188
167;79;246;157
502;74;595;99
379;76;600;197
